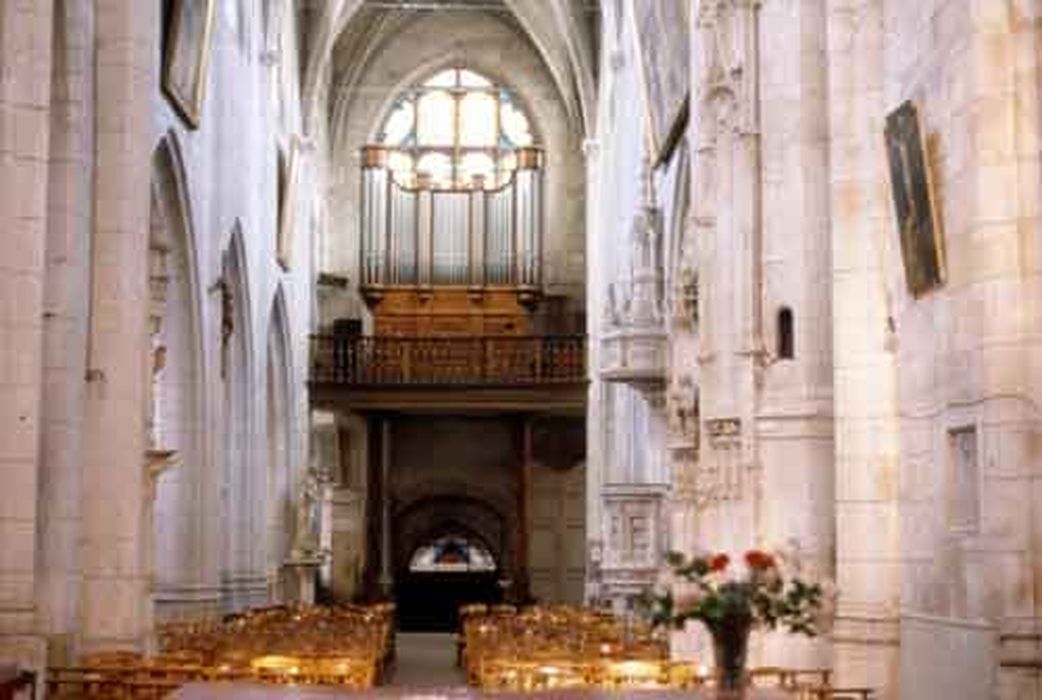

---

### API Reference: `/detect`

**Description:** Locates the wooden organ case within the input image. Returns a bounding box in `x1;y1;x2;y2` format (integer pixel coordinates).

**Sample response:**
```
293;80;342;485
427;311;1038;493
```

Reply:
359;145;551;337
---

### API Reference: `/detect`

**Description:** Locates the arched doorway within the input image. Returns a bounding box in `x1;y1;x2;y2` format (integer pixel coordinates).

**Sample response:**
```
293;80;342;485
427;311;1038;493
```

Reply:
396;531;503;632
393;496;508;632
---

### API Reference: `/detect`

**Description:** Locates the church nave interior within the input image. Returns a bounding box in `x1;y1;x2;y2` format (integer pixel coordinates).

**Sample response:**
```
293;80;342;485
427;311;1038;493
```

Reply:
2;1;1042;699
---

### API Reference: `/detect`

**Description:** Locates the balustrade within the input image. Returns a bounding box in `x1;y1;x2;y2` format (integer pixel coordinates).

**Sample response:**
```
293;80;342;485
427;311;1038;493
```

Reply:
360;145;543;291
310;335;586;386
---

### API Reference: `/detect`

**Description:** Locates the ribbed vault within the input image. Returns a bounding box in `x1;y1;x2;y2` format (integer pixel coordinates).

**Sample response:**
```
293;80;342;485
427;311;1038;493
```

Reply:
300;0;597;138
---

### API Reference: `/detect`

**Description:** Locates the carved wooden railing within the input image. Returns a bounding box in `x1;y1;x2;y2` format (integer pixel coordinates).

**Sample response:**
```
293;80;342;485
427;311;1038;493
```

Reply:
310;335;586;386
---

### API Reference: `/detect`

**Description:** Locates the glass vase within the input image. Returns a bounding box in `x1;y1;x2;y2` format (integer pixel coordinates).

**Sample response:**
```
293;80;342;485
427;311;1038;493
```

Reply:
710;618;751;694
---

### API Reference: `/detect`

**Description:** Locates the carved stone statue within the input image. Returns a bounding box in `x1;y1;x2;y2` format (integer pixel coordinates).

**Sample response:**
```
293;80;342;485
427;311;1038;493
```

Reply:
672;267;699;330
291;469;329;558
668;375;699;438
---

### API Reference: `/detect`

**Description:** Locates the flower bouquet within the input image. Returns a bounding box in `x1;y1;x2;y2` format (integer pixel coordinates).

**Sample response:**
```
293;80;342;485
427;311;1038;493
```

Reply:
644;548;833;692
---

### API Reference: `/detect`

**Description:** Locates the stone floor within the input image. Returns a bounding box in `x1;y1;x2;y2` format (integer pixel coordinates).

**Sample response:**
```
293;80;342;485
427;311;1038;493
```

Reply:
388;633;465;688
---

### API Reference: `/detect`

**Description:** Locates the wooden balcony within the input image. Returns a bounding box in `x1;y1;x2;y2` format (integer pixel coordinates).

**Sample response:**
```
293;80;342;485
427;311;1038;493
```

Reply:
309;335;587;413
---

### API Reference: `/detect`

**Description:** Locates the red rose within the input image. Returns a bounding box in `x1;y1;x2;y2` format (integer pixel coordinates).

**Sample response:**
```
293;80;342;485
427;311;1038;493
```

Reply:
745;550;776;570
708;553;730;572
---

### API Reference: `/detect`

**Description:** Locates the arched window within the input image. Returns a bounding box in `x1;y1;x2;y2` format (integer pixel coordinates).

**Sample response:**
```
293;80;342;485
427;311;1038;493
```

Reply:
777;307;794;360
408;535;497;573
360;68;543;289
376;68;535;190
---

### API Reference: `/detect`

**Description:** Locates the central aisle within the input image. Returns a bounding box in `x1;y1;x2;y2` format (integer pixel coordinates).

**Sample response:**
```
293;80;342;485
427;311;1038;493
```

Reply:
389;633;466;688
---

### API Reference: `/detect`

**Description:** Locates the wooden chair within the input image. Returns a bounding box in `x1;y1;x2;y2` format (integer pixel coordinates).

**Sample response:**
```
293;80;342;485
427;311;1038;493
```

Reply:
667;660;705;689
600;659;668;689
121;678;183;700
0;667;35;700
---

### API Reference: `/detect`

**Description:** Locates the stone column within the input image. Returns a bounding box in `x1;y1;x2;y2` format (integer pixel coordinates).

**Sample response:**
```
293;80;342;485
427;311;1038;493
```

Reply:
79;0;158;653
38;0;96;660
754;0;834;671
691;0;763;562
378;417;393;597
582;137;603;602
515;416;534;603
731;0;763;359
0;0;55;670
826;1;900;696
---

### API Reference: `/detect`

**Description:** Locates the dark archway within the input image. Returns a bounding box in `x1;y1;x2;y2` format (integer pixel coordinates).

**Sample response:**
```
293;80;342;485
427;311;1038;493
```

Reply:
393;496;507;631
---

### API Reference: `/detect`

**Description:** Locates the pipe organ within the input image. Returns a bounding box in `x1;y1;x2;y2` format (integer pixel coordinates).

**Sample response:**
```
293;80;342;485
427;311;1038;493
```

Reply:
361;145;543;292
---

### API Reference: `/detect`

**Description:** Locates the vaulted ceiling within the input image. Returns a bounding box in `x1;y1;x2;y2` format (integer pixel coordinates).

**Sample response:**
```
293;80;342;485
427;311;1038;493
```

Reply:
300;0;599;138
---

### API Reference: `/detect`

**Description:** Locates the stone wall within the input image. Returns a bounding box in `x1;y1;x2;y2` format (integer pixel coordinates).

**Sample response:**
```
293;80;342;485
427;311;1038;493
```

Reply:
0;0;314;666
588;1;1042;697
0;0;57;672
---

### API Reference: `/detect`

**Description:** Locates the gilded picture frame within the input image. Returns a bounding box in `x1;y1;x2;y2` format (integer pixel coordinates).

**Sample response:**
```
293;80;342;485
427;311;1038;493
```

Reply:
277;137;301;271
884;100;946;297
629;0;690;165
162;0;217;129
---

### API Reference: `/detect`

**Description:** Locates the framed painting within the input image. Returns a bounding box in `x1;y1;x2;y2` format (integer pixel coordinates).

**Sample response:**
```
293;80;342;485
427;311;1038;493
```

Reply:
884;100;945;297
162;0;216;129
630;0;690;165
277;137;301;271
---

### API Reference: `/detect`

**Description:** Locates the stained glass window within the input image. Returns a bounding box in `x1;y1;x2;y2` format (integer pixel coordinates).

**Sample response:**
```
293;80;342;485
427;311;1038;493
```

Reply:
376;68;536;190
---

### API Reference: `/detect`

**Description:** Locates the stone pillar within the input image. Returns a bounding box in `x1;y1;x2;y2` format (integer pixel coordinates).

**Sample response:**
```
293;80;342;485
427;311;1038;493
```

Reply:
363;418;380;598
731;2;762;358
79;0;158;652
754;0;834;671
37;0;95;663
691;0;763;562
378;418;393;597
582;137;604;603
515;416;534;603
0;0;55;670
826;1;900;696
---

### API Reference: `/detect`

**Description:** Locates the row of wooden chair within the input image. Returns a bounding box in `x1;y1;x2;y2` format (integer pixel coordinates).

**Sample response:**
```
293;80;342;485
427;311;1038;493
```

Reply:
459;603;669;690
457;603;874;698
46;603;395;698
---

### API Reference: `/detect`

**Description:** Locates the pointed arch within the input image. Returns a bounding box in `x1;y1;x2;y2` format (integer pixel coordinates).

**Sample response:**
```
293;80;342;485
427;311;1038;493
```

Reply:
267;283;295;390
264;283;296;599
152;130;207;374
223;222;256;362
220;221;264;611
150;131;217;619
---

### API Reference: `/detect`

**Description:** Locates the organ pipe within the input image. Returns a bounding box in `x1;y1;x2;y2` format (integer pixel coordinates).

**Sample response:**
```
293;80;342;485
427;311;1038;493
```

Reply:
359;146;542;289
